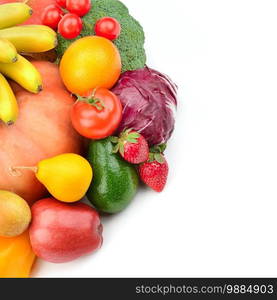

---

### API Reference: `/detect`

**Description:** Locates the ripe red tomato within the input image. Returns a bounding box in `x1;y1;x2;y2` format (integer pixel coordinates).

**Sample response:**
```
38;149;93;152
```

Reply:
66;0;91;17
42;4;63;29
56;0;66;8
58;13;82;39
94;17;121;40
71;88;122;139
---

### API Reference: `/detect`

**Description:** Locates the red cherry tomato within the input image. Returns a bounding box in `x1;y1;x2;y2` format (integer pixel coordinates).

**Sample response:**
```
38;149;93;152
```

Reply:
56;0;67;8
58;13;82;39
71;88;122;139
94;17;121;40
66;0;91;17
42;4;64;30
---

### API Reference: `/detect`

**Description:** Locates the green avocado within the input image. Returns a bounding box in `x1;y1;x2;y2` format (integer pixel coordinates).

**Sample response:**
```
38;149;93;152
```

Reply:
86;137;139;214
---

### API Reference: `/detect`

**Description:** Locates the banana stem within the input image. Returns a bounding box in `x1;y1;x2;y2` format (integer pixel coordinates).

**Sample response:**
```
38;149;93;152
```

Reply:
9;166;38;177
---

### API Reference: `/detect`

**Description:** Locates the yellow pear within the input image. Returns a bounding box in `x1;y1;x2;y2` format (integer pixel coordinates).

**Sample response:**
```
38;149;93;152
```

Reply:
35;153;93;203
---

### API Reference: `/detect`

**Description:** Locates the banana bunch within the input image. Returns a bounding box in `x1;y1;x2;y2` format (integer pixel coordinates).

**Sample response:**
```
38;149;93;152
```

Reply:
0;2;57;125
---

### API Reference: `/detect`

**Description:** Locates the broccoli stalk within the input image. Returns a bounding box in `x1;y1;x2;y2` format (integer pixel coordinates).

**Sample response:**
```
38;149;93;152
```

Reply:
56;0;146;73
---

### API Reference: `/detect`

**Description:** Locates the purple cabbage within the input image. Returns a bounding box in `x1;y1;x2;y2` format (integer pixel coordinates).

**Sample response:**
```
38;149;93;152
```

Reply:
112;67;178;146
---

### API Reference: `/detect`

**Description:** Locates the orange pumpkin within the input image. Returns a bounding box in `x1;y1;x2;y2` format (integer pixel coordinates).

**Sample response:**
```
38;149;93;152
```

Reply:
0;61;82;204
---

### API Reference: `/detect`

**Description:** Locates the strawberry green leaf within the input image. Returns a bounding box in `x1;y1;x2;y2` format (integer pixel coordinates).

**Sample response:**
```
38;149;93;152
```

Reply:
149;153;155;162
119;143;125;157
112;144;120;153
158;143;167;153
128;132;140;139
150;144;167;154
126;138;138;143
124;128;133;135
154;153;165;164
110;136;119;144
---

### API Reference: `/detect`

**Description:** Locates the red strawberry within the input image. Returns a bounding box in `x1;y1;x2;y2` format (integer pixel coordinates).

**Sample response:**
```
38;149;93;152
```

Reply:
111;129;149;164
139;146;169;192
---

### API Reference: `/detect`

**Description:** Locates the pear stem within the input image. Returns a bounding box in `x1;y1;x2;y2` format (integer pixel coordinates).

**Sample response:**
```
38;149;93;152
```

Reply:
9;166;38;177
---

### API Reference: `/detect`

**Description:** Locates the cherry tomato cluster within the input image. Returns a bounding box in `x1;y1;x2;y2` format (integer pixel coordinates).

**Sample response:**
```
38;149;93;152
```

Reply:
42;0;121;41
42;0;91;39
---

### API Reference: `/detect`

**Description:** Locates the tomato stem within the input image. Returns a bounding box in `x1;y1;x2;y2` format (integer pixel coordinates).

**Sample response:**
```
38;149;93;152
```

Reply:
76;94;105;111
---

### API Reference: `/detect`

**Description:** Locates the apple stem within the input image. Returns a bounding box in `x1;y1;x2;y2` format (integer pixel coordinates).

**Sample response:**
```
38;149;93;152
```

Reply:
9;166;38;177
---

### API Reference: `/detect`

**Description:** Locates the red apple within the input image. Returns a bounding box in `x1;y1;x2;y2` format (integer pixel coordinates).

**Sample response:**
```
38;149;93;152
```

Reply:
29;198;103;263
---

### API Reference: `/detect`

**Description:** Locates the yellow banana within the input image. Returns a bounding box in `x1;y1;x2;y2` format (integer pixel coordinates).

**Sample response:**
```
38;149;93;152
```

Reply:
0;26;57;53
0;38;18;63
0;3;32;30
0;73;18;125
21;25;57;37
0;54;42;94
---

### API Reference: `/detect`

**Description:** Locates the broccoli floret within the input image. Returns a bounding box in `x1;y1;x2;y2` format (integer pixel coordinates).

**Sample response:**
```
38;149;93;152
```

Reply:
56;0;146;73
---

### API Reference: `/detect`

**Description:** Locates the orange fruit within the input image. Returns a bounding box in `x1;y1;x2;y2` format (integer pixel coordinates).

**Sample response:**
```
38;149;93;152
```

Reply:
60;36;121;96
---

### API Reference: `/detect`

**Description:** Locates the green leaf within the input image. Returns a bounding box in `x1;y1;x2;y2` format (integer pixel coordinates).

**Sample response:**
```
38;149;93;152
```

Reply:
126;138;138;144
128;132;140;139
119;143;125;156
125;128;133;134
158;143;167;153
150;143;167;154
110;136;119;144
112;144;120;153
149;153;155;162
154;153;165;164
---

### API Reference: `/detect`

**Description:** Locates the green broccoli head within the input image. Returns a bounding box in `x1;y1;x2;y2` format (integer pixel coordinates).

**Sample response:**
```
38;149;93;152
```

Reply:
56;0;146;73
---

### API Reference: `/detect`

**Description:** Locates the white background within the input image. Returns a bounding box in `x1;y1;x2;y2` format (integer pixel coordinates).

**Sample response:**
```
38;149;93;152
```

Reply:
34;0;277;277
